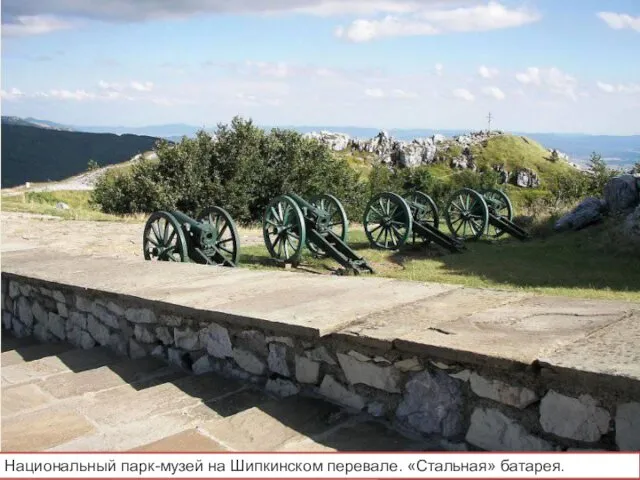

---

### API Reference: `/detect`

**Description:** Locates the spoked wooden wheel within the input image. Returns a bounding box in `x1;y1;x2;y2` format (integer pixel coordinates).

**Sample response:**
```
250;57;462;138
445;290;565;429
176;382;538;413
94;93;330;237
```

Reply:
404;191;439;245
482;188;513;238
445;188;489;241
197;206;240;266
143;211;188;262
263;195;306;263
363;192;412;250
307;194;349;257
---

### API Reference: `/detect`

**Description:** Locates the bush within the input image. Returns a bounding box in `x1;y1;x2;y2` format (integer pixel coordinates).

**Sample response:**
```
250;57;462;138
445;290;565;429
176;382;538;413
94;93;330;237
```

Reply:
92;116;366;224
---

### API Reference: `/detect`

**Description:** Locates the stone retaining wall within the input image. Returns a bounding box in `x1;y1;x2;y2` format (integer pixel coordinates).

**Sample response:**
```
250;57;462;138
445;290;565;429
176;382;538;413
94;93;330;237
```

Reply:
2;274;639;452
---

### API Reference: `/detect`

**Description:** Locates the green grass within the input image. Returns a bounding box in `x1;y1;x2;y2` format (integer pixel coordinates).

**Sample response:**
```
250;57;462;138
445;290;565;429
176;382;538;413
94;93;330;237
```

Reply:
333;149;376;179
238;221;640;302
1;190;143;222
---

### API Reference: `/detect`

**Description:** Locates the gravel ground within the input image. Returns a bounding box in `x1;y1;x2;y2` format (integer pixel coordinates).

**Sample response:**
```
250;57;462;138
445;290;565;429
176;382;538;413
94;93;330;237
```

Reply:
1;212;264;258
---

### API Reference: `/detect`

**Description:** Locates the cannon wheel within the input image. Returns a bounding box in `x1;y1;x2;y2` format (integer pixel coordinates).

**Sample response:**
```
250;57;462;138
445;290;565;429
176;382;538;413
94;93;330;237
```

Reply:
306;194;349;257
143;211;188;262
363;192;412;250
263;195;306;264
197;206;240;266
445;188;489;241
482;188;513;238
404;191;439;245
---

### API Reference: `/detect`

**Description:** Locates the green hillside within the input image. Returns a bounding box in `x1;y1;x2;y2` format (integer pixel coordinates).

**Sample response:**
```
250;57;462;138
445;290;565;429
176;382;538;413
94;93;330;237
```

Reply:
1;124;163;188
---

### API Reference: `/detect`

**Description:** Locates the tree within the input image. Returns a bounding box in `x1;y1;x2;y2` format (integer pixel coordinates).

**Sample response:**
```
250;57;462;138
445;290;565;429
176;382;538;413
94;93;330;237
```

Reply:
87;159;100;171
586;152;617;196
630;161;640;175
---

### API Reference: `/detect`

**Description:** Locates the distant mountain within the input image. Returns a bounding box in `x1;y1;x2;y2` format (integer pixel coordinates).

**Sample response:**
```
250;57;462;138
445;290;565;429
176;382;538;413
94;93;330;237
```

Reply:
1;123;163;188
1;116;75;131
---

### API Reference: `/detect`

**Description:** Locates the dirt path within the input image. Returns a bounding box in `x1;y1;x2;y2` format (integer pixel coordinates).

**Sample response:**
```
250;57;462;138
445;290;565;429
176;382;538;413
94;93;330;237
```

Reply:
1;212;264;258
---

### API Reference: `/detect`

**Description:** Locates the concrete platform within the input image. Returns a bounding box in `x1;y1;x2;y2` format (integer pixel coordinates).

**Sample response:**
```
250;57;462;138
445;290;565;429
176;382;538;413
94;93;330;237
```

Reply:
2;248;639;378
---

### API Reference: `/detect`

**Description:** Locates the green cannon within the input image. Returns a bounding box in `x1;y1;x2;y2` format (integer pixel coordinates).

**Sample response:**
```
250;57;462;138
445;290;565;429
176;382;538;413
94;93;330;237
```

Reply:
142;206;240;267
363;191;465;253
443;188;530;241
262;193;374;274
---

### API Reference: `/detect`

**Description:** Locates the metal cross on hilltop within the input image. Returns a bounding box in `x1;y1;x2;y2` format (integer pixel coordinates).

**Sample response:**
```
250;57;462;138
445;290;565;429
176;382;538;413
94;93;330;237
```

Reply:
487;112;493;133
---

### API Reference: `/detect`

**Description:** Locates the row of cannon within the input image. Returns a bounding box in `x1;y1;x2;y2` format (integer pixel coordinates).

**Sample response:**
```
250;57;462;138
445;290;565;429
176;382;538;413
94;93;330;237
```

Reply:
143;188;530;275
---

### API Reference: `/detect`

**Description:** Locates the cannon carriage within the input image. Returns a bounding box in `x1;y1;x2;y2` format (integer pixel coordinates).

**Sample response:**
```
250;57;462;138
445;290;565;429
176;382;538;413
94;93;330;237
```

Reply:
142;206;240;267
444;188;530;241
362;191;465;253
262;193;374;275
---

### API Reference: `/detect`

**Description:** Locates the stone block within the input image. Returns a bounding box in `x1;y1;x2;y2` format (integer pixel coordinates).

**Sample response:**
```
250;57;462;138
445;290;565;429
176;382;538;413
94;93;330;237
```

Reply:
318;375;365;411
268;343;290;377
201;323;233;358
539;391;610;442
616;402;640;451
295;355;320;384
233;348;266;375
337;352;401;393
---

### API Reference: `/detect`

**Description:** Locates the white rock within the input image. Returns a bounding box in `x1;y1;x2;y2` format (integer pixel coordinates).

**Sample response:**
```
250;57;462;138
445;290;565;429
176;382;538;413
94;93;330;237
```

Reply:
268;343;290;377
615;402;640;451
201;323;233;358
338;353;402;393
449;369;471;381
466;408;554;451
17;297;34;328
295;355;320;384
192;355;214;375
8;281;20;299
155;326;173;345
174;327;200;351
347;350;371;362
55;201;70;210
67;311;87;331
539;391;610;442
266;336;294;348
31;301;48;324
125;307;157;324
75;295;93;312
373;356;392;365
106;301;125;317
56;302;68;318
394;357;422;372
233;348;266;375
52;290;66;303
18;284;32;296
134;325;156;344
266;378;299;398
91;302;119;328
47;313;66;340
87;315;110;345
129;339;148;359
319;375;365;410
306;346;337;365
469;373;538;409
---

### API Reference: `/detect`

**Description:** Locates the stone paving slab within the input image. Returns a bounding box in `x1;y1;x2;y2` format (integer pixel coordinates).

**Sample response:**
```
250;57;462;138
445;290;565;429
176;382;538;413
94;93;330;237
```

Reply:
2;249;640;376
130;429;228;452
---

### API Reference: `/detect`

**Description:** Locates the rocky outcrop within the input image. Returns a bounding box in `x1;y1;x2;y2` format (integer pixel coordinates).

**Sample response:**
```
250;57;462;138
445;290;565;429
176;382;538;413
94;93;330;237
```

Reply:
604;174;640;213
554;197;607;231
303;129;562;188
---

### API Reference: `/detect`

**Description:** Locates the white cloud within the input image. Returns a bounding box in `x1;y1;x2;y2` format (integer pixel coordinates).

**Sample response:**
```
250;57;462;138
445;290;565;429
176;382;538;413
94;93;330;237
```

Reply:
365;88;385;98
130;81;154;92
478;65;499;79
482;86;505;100
0;87;25;100
597;12;640;32
391;88;418;99
516;67;578;100
453;88;474;102
435;63;444;76
245;61;290;78
597;81;640;94
49;89;95;100
1;15;74;37
335;1;540;42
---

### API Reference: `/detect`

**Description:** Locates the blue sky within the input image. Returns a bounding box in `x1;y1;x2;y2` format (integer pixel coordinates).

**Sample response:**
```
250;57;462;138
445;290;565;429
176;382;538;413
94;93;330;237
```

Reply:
1;0;639;134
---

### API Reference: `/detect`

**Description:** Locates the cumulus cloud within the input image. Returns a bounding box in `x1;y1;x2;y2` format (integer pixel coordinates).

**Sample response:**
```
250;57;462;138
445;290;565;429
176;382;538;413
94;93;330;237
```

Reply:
453;88;474;102
482;86;505;100
435;63;444;76
597;12;640;32
597;81;640;94
478;65;498;79
49;89;95;100
0;88;25;100
365;88;385;98
515;67;578;100
1;15;74;37
130;81;154;92
335;1;540;42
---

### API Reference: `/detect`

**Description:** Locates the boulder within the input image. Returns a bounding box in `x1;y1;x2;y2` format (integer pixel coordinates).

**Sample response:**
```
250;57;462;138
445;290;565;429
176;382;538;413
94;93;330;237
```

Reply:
554;197;606;231
513;168;540;188
624;205;640;239
604;174;639;213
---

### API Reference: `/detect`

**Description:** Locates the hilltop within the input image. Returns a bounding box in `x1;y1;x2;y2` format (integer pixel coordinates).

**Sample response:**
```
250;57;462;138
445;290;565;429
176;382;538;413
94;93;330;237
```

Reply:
0;122;165;188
